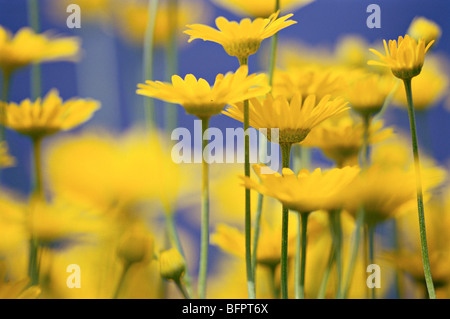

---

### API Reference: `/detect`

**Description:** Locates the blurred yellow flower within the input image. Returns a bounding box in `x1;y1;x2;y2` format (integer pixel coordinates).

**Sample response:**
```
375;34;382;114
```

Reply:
0;263;40;299
113;0;207;47
49;0;113;26
242;164;360;213
0;141;15;168
0;89;100;139
184;11;296;60
223;93;349;144
393;55;448;110
117;223;154;265
0;26;80;73
335;35;371;68
346;73;395;117
212;0;315;17
137;65;269;119
301;114;393;167
0;192;28;255
159;248;186;281
408;17;441;48
368;35;434;80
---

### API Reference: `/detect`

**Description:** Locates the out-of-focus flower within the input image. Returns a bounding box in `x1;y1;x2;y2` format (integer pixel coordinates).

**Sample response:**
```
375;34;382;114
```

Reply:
272;66;346;101
345;73;395;117
407;17;441;48
335;35;371;69
0;89;100;139
0;142;15;168
113;0;208;47
117;223;154;265
212;0;314;17
47;130;189;214
48;0;113;26
223;93;349;144
137;66;269;119
0;263;40;299
184;11;296;61
242;164;360;213
159;248;186;281
393;55;449;111
301;114;393;167
368;35;434;80
0;192;27;255
0;26;80;74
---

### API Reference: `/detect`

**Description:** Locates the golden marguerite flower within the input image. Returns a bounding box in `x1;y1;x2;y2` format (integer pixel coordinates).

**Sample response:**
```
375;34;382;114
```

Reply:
159;248;187;281
0;142;15;168
0;26;80;73
223;93;349;144
0;89;100;139
184;11;297;61
345;73;395;117
408;17;441;48
241;164;360;213
368;34;434;80
137;65;269;119
212;0;314;17
301;114;393;167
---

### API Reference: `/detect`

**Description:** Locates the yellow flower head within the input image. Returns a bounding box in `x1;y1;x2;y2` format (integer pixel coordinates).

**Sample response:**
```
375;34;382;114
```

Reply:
408;17;441;48
393;55;448;111
117;223;154;265
345;73;395;117
242;164;360;213
213;0;314;17
335;35;371;68
368;35;434;80
137;65;269;119
0;263;41;299
302;114;393;167
159;248;186;281
0;26;80;73
1;89;100;139
223;93;349;144
0;142;15;168
184;11;297;60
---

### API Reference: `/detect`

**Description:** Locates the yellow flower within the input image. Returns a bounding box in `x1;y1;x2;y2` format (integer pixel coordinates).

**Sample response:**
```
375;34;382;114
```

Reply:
137;65;269;119
301;114;393;167
184;11;297;60
223;93;349;144
408;17;441;48
212;0;315;17
0;141;15;168
113;0;208;47
48;0;113;26
0;263;40;299
0;89;100;139
117;224;154;265
0;26;80;73
345;73;395;117
393;55;448;110
335;35;371;68
242;164;360;213
272;66;346;101
159;248;186;281
368;35;434;80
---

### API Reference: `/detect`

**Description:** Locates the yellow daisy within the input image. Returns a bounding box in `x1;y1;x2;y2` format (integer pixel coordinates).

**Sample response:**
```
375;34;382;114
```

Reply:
223;93;349;144
408;17;441;48
184;11;297;61
0;89;100;139
137;65;269;119
242;164;360;213
0;26;80;74
368;34;434;80
212;0;315;18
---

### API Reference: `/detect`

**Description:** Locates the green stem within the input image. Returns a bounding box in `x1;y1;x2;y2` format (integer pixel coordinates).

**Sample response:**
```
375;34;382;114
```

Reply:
165;0;178;133
268;265;279;299
403;78;436;299
317;245;335;299
268;0;281;86
251;192;263;279
197;116;210;299
368;225;375;299
28;0;41;100
280;143;292;299
174;278;191;299
0;71;12;144
294;212;301;298
330;210;343;297
113;262;131;299
361;115;371;170
298;212;309;299
165;212;193;296
143;0;159;131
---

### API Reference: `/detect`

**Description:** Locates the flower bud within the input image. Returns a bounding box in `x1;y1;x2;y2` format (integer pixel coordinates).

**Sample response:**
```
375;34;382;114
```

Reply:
117;226;154;265
159;248;186;281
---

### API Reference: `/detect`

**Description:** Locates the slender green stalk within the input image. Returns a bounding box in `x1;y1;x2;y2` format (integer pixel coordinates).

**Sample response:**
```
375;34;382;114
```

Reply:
198;116;210;299
402;78;436;299
361;115;371;170
368;225;375;299
317;245;335;299
268;265;279;299
143;0;159;130
294;212;301;298
330;210;343;296
251;193;263;276
28;0;41;100
165;212;193;296
268;0;281;86
113;262;131;299
0;71;12;145
280;143;292;299
165;0;178;133
174;278;191;299
297;212;309;299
